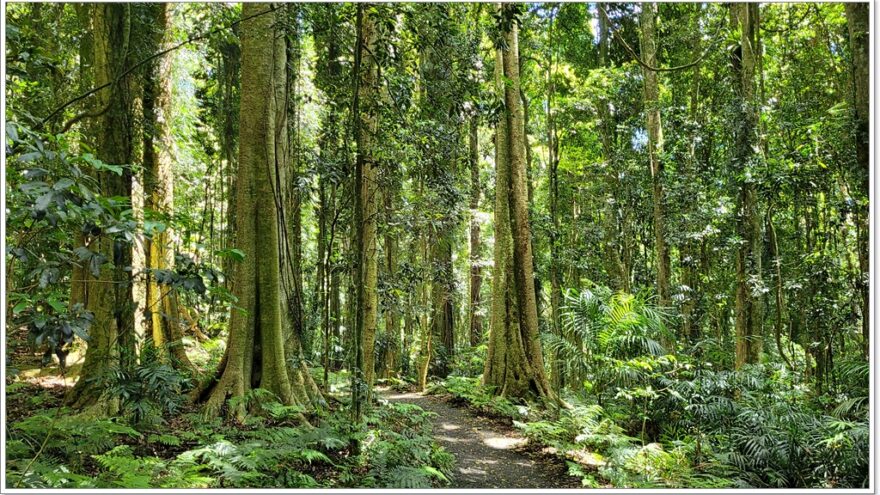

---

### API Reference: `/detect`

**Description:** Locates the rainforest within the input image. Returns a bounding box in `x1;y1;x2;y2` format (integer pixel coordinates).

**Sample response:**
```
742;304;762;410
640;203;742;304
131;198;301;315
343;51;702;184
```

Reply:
3;2;871;490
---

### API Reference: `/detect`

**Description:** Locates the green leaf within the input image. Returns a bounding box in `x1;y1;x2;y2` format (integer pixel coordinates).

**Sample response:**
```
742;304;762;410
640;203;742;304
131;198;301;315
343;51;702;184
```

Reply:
217;248;246;262
422;465;449;482
82;153;123;175
53;178;74;191
6;121;18;142
46;296;66;313
12;300;29;315
18;151;42;163
144;220;167;235
34;192;53;211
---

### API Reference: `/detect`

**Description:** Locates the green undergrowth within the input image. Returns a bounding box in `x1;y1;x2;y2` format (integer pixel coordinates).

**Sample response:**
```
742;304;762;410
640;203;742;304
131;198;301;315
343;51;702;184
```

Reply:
431;365;868;489
426;375;525;421
5;383;454;489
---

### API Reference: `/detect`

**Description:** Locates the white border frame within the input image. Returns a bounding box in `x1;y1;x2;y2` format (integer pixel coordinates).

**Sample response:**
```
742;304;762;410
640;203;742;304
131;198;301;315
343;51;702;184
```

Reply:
0;0;875;494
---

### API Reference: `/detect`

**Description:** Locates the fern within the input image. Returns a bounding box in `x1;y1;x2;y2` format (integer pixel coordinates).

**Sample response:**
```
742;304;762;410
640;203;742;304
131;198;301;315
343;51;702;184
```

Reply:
148;433;182;446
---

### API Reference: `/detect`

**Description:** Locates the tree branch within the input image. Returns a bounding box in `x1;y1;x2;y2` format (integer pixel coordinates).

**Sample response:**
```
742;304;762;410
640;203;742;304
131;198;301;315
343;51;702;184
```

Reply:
599;5;722;73
36;6;277;133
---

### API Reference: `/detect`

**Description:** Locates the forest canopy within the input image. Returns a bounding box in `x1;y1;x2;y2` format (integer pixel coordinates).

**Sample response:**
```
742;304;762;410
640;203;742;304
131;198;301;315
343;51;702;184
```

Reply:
3;2;872;490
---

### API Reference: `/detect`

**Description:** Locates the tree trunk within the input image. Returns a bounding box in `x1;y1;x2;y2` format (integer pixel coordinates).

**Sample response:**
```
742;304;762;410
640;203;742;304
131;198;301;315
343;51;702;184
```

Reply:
417;226;432;391
468;116;483;347
844;3;869;359
681;18;703;341
503;10;554;401
766;207;793;370
141;3;195;373
485;5;554;402
546;8;563;392
67;4;136;413
382;188;400;378
639;3;670;308
484;44;516;393
351;3;381;420
732;3;763;369
203;3;301;420
598;10;628;292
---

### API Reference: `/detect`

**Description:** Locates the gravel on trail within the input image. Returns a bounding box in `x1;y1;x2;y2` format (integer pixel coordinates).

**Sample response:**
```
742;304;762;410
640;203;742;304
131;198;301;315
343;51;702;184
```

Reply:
380;389;583;489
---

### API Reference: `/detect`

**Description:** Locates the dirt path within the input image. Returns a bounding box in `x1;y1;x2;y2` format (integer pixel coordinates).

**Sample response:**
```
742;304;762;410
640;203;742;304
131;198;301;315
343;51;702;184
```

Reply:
380;389;581;489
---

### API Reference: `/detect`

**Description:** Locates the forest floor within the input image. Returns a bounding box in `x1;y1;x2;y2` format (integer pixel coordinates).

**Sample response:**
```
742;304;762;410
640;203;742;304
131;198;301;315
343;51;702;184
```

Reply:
379;388;582;489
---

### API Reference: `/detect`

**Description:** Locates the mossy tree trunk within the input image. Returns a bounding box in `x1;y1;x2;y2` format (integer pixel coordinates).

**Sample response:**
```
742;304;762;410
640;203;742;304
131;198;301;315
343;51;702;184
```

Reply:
352;3;381;420
639;3;670;309
681;19;704;341
732;3;763;369
381;187;400;379
468;116;483;348
417;218;432;391
484;5;554;402
545;7;562;391
844;3;869;359
142;3;195;373
597;10;628;293
203;3;303;420
67;4;137;413
502;7;554;401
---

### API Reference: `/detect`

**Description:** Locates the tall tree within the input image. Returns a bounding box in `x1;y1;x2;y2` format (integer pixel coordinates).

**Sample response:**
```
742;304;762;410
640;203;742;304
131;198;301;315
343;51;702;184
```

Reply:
732;3;763;368
67;4;138;412
468;115;483;347
142;3;194;371
312;3;345;388
844;3;869;358
203;3;301;419
597;7;629;292
351;2;381;421
416;4;462;376
639;2;670;308
484;39;518;394
545;4;563;390
484;4;554;401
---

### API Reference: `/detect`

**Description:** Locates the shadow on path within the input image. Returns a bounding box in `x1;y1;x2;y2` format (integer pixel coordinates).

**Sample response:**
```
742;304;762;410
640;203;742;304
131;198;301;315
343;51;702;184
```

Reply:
379;389;581;489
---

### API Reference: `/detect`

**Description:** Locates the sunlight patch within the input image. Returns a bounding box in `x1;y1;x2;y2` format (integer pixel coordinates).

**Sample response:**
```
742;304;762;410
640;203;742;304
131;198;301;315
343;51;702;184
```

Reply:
482;436;525;449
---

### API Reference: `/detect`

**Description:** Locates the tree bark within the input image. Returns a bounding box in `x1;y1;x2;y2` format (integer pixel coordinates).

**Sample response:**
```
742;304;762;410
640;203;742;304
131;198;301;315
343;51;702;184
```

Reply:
67;4;137;413
141;3;195;373
545;7;563;392
598;10;628;292
732;3;763;369
469;116;483;347
639;3;670;308
844;3;869;359
485;5;554;402
202;3;303;420
681;15;703;341
351;3;381;420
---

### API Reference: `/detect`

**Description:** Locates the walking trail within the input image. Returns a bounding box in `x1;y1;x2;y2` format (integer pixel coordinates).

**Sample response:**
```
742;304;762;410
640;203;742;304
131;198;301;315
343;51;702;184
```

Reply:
380;389;581;489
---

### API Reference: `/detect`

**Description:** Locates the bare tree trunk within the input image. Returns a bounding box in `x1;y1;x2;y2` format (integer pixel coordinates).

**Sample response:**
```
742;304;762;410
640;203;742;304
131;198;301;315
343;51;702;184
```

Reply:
639;3;670;308
732;3;763;369
468;116;483;347
845;3;869;359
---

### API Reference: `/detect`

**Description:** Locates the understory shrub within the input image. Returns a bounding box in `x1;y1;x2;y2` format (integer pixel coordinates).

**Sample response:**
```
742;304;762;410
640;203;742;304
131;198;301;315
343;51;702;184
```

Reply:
427;375;524;421
5;387;455;489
